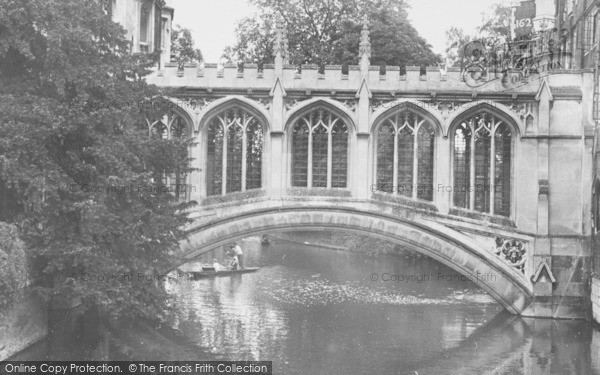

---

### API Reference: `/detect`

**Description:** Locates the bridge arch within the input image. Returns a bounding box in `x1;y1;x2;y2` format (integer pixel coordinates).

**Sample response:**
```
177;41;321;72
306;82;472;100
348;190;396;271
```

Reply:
181;206;534;314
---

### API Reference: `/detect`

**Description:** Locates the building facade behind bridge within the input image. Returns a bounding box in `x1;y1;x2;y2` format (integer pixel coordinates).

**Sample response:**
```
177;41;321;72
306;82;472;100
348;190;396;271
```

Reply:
557;0;600;325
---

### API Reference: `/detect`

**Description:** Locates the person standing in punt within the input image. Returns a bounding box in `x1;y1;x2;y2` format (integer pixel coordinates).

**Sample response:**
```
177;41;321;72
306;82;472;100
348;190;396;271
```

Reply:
231;242;244;269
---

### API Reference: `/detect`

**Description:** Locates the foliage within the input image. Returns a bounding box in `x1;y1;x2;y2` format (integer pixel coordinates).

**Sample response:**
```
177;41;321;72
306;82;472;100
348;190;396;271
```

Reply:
171;25;203;67
478;3;512;42
0;222;27;312
445;27;472;69
223;0;441;67
0;0;193;321
444;2;511;68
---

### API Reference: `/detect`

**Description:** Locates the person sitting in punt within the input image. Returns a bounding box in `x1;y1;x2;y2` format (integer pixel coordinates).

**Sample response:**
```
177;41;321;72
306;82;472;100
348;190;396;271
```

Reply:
229;252;239;270
212;259;223;272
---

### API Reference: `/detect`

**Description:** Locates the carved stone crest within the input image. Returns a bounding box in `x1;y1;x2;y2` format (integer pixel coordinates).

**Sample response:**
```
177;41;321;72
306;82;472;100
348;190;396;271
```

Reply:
495;237;527;273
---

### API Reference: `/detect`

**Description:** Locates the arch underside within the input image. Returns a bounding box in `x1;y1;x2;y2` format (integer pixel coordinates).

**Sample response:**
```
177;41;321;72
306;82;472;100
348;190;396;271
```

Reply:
181;207;534;315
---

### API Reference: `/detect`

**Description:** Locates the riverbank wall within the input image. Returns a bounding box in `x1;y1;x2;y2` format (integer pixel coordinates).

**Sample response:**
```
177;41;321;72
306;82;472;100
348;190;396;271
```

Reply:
594;232;600;325
0;288;48;360
593;329;600;373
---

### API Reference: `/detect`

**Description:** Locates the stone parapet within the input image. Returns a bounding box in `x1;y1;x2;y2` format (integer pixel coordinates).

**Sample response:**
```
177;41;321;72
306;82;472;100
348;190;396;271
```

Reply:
149;63;591;95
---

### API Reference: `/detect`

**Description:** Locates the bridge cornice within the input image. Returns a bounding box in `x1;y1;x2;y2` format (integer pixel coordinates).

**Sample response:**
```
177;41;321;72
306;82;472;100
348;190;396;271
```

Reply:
189;196;534;239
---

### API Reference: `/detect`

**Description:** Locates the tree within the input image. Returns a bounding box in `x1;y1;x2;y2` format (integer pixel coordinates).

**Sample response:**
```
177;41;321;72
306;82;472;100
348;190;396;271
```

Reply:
444;2;512;68
478;3;512;42
335;8;441;68
171;25;203;66
445;27;472;68
222;15;277;67
223;0;441;68
0;0;192;322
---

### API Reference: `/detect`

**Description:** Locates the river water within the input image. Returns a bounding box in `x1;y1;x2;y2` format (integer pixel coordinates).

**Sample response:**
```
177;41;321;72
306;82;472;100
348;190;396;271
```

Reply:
12;234;600;374
168;235;600;375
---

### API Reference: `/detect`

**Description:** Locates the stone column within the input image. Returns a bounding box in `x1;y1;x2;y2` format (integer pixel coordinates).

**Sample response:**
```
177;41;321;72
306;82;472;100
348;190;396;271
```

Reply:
531;81;553;317
189;132;204;201
354;15;372;199
435;136;451;215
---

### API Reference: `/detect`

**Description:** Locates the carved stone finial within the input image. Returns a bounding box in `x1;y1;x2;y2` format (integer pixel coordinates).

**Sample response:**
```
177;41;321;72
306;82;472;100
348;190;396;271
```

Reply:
359;15;371;58
274;17;289;61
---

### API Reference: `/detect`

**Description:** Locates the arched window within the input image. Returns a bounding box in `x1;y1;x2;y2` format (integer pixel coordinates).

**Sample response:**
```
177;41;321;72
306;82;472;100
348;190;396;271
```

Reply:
206;107;264;196
375;110;435;201
139;0;151;50
376;123;394;193
150;121;167;139
169;115;189;201
291;108;349;188
148;114;190;201
452;111;512;216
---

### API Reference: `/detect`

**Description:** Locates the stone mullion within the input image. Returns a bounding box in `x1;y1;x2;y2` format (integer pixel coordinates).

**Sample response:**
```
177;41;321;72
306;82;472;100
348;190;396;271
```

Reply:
489;119;496;215
241;121;248;192
469;122;476;210
164;118;170;190
308;125;313;188
392;124;399;195
412;120;419;200
327;127;333;189
221;125;228;196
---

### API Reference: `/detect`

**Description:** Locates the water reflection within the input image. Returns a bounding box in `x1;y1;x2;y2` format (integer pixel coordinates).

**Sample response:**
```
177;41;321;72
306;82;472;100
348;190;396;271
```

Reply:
168;236;600;375
11;234;600;375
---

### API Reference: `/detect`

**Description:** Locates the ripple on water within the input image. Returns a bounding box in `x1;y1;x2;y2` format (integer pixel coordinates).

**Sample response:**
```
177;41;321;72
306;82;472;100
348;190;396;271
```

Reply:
257;276;495;307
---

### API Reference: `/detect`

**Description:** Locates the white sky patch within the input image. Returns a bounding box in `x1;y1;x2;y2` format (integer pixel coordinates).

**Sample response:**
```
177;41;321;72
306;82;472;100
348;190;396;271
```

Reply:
166;0;512;62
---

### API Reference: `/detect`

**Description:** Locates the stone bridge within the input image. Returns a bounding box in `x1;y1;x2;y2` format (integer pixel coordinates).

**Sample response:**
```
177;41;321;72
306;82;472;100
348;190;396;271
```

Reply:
148;24;594;319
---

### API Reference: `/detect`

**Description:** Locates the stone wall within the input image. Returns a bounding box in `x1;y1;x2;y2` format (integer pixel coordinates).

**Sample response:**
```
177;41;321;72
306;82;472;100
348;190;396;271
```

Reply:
593;277;600;325
0;289;48;360
593;328;600;373
593;232;600;325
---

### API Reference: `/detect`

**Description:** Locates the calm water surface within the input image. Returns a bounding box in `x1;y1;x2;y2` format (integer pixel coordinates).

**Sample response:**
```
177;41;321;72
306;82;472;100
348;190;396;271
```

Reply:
13;234;600;374
168;237;600;375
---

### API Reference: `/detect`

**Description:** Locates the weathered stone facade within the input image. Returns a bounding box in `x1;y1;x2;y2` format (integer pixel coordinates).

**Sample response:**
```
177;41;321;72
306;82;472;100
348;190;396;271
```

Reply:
108;0;173;68
148;25;595;318
552;0;600;325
